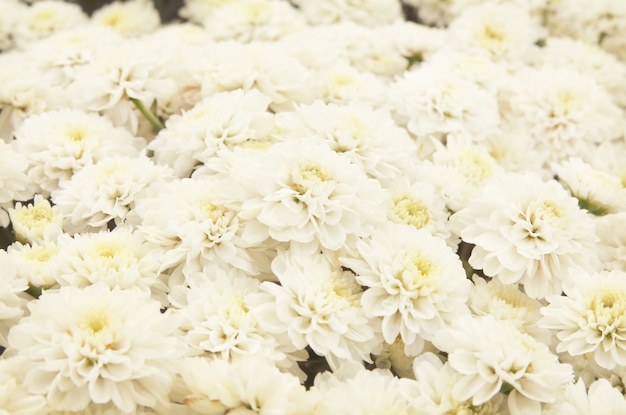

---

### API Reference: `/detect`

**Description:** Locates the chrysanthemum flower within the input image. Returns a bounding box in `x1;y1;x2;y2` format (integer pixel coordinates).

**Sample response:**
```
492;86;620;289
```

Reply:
552;157;626;215
412;352;507;415
313;361;421;415
249;242;381;369
296;0;402;26
469;276;550;345
131;177;263;283
543;378;626;415
389;63;500;143
169;266;302;372
540;269;626;370
0;252;29;347
0;140;33;227
450;171;599;299
446;2;545;62
433;315;573;415
9;194;63;243
52;154;175;233
0;357;47;415
503;67;623;163
12;0;87;48
233;139;386;251
203;0;305;42
14;109;144;196
273;101;418;181
7;283;184;414
5;239;63;289
340;223;471;355
149;89;274;178
180;356;314;415
92;0;160;37
54;227;166;302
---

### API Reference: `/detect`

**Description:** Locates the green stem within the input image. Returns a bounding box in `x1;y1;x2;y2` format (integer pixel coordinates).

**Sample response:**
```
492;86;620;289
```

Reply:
131;98;164;132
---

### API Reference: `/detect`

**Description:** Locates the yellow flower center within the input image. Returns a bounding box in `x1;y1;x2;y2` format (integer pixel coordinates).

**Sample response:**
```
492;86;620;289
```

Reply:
66;126;88;142
101;10;126;29
392;196;431;229
23;244;59;263
591;288;626;327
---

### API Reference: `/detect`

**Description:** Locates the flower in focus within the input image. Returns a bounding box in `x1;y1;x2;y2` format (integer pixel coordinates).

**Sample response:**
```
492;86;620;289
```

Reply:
180;356;314;415
14;109;144;196
233;139;386;251
52;154;175;233
341;223;471;355
169;266;304;373
540;269;626;370
249;242;381;369
0;140;33;227
543;377;626;415
433;315;573;415
7;283;184;414
450;171;599;299
9;194;63;243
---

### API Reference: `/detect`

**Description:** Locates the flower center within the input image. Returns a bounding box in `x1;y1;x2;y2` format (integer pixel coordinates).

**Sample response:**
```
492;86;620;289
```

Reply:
591;288;626;327
392;196;431;229
66;127;88;142
23;244;59;263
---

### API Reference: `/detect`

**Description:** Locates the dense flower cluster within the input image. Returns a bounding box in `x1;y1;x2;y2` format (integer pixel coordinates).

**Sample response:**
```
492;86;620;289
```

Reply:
1;0;626;414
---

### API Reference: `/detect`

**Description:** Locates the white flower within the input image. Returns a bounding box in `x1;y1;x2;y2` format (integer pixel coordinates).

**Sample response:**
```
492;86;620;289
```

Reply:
5;239;63;288
389;63;500;142
469;276;550;345
0;357;47;415
0;251;29;347
179;0;237;23
546;0;626;61
316;62;387;107
543;378;626;415
9;194;63;243
540;269;626;370
412;352;507;415
180;356;314;415
249;242;381;369
0;60;59;138
92;0;160;37
196;42;320;112
340;223;471;355
54;227;166;302
450;172;599;299
169;267;302;372
203;0;305;42
52;154;175;233
382;177;452;245
503;67;624;163
14;109;144;196
273;101;418;181
7;283;184;414
537;37;626;108
297;0;403;26
313;362;421;415
12;0;87;47
433;315;573;415
0;140;33;227
234;139;386;251
149;89;274;178
0;0;26;52
69;41;176;133
423;133;504;211
595;212;626;272
130;177;262;281
552;157;626;215
445;2;545;62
